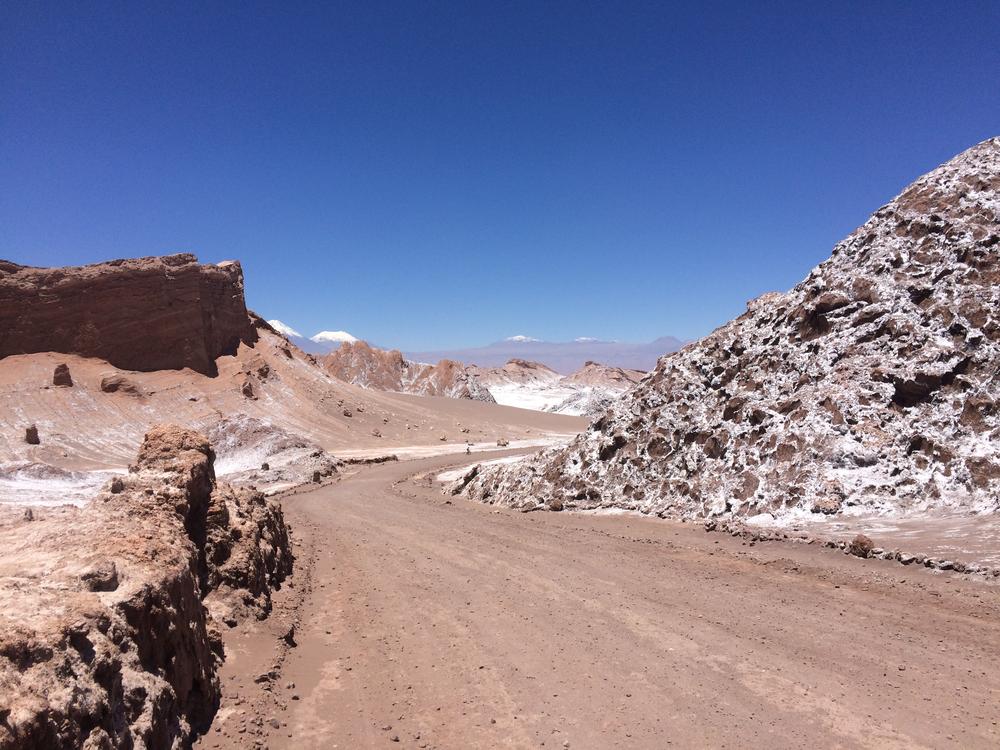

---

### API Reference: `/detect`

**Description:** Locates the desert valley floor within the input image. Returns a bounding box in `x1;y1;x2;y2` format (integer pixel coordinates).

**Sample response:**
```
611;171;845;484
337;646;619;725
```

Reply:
195;449;1000;750
3;138;999;749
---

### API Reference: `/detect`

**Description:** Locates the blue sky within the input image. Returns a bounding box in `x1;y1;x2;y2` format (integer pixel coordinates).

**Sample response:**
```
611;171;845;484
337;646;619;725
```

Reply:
3;2;998;350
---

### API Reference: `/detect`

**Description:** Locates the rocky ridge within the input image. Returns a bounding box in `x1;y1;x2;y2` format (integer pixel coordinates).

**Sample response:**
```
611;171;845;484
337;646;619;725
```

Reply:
0;254;257;376
472;359;645;416
322;340;496;403
458;138;1000;520
324;345;646;417
0;425;292;749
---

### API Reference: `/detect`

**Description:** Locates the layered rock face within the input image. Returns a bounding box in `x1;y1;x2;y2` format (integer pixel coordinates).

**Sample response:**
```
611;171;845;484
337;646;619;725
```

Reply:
0;425;292;749
323;340;496;402
0;254;257;376
460;138;1000;519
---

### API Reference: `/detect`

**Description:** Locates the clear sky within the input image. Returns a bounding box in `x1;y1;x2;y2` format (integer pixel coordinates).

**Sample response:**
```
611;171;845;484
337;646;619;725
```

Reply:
3;2;998;350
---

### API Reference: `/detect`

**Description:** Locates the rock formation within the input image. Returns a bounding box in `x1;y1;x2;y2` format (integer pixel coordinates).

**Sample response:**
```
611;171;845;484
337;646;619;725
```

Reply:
459;137;1000;519
323;340;496;402
100;373;144;396
0;425;292;748
562;361;646;389
0;254;257;376
471;359;645;416
205;414;341;492
52;363;73;387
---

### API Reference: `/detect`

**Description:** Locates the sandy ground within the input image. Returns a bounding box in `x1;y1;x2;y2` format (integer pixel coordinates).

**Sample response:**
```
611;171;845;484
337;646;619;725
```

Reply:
196;452;1000;750
0;341;584;504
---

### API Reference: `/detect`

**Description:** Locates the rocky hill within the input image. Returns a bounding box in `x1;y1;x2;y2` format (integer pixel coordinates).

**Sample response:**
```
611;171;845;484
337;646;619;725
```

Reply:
0;425;292;748
323;340;496;402
323;345;645;417
0;253;257;376
459;137;1000;520
563;361;646;389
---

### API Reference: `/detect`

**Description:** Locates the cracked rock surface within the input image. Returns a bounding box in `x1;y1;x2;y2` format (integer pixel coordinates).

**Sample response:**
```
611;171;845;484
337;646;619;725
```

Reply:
0;425;292;749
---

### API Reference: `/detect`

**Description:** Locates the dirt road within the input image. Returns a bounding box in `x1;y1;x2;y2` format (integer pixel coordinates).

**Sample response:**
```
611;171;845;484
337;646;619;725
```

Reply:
198;453;1000;749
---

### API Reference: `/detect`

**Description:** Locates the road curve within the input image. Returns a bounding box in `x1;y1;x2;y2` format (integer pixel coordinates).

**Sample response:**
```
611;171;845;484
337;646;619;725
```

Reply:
199;453;1000;750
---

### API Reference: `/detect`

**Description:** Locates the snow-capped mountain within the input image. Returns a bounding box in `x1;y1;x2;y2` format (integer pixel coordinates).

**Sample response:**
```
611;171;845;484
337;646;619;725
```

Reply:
265;320;359;354
267;319;303;339
311;330;358;345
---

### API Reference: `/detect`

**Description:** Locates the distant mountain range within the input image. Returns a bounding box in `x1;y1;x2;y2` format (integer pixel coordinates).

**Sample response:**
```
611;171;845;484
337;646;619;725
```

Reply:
406;335;686;373
266;322;686;372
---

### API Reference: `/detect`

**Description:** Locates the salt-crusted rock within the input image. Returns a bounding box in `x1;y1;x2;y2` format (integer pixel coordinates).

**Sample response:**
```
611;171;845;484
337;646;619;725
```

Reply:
468;358;645;416
460;137;1000;520
0;424;292;748
0;254;257;376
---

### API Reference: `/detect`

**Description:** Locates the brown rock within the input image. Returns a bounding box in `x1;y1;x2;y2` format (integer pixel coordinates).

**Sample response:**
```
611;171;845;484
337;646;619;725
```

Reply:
811;497;842;515
100;374;143;396
241;377;257;399
80;560;119;592
0;254;257;376
52;363;73;387
848;534;875;558
0;424;292;749
323;340;495;403
24;424;40;444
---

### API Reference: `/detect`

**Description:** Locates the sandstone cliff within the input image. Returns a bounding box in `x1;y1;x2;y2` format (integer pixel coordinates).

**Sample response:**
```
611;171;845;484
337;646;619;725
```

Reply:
0;425;292;749
0;254;257;376
459;138;1000;519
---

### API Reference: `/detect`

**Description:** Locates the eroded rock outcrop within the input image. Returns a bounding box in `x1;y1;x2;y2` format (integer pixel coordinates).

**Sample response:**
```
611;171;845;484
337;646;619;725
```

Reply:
0;254;257;376
0;425;292;749
205;414;341;494
52;363;73;387
459;137;1000;519
323;340;496;402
